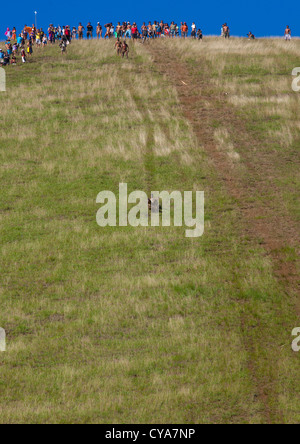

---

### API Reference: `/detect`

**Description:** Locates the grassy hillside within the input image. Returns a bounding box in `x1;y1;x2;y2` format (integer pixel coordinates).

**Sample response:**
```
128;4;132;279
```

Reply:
0;38;299;424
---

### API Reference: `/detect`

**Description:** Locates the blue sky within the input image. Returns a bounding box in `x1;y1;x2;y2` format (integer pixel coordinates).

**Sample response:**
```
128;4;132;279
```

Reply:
1;1;299;38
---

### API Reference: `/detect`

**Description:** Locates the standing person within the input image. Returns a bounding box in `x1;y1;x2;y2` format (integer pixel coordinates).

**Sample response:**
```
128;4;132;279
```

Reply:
96;22;102;39
59;36;67;54
156;21;162;37
17;34;23;47
181;22;188;38
21;47;26;63
110;24;114;38
27;40;32;56
159;20;164;37
152;21;157;38
125;23;131;39
191;22;196;39
78;23;84;40
116;22;122;38
147;22;153;38
284;25;291;41
12;41;18;54
36;30;41;46
86;22;93;39
115;38;122;55
170;21;176;38
197;29;203;40
121;22;127;37
48;24;54;43
6;42;12;56
12;27;17;40
30;29;35;43
104;23;111;39
23;26;28;41
164;24;170;37
141;23;148;42
30;24;36;42
131;22;138;40
65;26;71;43
121;40;129;58
180;22;183;37
72;27;77;40
5;28;12;40
223;23;230;38
48;28;53;43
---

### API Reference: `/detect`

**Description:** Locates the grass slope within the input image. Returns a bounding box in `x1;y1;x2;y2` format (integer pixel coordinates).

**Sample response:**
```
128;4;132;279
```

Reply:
0;39;299;424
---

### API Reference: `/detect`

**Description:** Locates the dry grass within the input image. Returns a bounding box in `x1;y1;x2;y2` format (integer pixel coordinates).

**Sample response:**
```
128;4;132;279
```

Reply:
0;38;299;424
214;128;240;161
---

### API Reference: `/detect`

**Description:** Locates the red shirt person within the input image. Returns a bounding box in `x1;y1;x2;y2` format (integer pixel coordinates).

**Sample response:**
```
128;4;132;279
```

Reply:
131;23;138;39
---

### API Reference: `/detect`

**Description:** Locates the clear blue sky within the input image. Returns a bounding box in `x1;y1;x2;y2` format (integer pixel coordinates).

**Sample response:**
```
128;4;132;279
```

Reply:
1;1;299;38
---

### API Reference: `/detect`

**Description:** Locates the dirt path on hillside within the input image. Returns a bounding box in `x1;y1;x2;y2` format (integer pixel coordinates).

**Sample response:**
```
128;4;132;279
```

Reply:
146;42;300;424
147;43;299;306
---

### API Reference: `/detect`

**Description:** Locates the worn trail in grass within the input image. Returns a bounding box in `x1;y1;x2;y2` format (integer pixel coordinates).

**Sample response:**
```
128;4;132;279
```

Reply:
146;38;300;423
